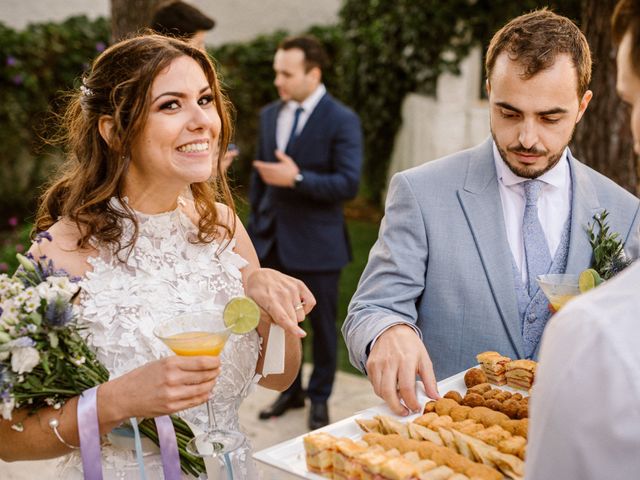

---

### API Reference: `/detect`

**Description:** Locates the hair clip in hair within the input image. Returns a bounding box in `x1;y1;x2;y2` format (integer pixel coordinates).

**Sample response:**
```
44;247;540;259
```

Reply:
80;84;93;97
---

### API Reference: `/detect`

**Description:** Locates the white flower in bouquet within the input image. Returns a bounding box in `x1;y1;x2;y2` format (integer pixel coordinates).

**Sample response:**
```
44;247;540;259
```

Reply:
37;276;79;304
10;345;40;374
1;396;14;421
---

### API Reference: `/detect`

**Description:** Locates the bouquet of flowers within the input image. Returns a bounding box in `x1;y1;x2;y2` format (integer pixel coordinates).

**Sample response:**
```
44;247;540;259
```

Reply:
0;242;205;477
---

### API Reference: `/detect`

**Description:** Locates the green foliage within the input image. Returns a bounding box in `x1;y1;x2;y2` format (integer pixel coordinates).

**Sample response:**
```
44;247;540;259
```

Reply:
0;16;110;221
587;210;632;280
338;0;581;203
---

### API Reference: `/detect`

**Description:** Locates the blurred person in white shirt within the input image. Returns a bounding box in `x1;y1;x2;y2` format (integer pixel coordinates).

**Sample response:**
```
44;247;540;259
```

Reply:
527;1;640;479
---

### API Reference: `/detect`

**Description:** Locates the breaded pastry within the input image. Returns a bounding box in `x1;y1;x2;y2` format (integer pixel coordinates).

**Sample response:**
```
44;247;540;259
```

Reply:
444;390;464;404
464;368;488;388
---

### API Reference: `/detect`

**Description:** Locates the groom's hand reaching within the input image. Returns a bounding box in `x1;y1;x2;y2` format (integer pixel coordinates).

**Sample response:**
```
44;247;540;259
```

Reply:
366;324;440;416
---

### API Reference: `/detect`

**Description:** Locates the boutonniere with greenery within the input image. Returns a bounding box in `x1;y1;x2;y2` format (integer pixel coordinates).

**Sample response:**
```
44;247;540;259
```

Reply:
586;210;632;281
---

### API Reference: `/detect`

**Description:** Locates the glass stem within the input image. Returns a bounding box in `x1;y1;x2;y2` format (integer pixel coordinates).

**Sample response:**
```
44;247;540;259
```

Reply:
207;398;217;431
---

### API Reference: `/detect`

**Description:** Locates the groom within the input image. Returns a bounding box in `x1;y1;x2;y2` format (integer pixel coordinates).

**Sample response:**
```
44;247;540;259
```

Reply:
343;9;640;415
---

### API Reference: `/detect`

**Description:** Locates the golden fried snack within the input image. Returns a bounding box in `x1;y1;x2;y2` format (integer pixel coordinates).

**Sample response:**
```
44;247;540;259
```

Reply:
511;393;523;401
408;422;444;446
423;400;437;413
473;425;511;448
462;392;485;407
493;391;511;402
484;399;502;412
500;418;528;439
414;412;439;427
468;407;509;428
500;398;520;418
430;415;454;429
516;404;529;419
482;389;500;400
434;398;459;416
498;435;527;460
467;383;492;395
450;405;472;422
362;433;503;480
464;368;488;388
444;390;464;404
355;418;382;433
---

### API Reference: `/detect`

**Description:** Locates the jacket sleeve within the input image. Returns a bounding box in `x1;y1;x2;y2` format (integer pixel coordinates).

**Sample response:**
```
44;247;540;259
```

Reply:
342;172;427;373
294;109;363;202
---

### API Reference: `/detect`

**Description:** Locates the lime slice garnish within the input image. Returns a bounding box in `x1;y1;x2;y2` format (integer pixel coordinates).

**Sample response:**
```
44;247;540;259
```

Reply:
223;296;260;334
579;268;602;293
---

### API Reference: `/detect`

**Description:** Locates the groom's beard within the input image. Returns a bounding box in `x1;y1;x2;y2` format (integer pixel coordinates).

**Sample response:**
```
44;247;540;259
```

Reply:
491;128;573;179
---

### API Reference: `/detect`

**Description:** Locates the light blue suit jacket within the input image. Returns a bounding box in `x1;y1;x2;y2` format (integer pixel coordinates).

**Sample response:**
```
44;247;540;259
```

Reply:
343;138;640;380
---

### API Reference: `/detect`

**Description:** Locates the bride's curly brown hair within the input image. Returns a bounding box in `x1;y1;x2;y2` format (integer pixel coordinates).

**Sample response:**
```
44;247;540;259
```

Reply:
35;34;236;253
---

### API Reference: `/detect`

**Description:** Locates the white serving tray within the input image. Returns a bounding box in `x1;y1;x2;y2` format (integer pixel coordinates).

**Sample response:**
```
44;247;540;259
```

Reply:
253;370;474;479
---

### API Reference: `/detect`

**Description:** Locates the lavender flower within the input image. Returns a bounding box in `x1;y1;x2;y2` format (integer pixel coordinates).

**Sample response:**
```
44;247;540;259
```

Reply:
44;300;73;327
8;217;17;228
95;41;106;52
11;74;23;86
35;232;52;244
6;56;16;67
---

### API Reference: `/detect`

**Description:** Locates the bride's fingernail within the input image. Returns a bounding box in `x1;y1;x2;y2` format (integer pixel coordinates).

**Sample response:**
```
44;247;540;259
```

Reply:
297;328;306;337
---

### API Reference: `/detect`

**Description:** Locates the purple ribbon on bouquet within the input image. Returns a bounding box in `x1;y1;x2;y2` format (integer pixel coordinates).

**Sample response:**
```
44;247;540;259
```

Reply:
155;415;182;480
77;386;181;480
77;386;103;480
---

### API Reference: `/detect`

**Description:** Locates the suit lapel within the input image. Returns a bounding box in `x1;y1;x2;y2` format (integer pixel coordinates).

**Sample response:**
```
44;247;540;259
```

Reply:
565;152;601;273
457;138;525;358
265;103;281;162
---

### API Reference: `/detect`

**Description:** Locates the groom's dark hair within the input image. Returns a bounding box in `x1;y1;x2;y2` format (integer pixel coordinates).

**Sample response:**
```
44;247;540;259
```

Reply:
485;9;592;98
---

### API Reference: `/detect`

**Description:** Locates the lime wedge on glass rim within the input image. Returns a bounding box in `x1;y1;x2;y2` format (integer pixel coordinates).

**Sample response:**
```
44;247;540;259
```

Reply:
578;268;602;293
223;296;260;334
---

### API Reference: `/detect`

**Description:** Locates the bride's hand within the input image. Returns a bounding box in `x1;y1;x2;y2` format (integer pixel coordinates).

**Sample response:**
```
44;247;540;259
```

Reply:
245;268;316;338
102;356;221;421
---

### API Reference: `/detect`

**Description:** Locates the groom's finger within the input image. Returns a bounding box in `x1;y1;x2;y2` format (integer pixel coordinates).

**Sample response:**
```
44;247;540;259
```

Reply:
418;352;440;401
379;365;409;416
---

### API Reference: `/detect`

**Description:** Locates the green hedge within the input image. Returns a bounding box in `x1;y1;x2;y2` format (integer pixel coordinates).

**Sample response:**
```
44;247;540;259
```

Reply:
0;16;110;222
0;3;582;221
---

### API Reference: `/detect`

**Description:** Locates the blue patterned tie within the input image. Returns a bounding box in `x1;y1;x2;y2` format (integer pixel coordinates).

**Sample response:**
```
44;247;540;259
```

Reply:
285;106;304;153
523;180;552;297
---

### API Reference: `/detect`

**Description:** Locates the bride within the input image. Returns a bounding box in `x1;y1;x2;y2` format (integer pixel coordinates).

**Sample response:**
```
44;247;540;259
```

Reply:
0;34;314;478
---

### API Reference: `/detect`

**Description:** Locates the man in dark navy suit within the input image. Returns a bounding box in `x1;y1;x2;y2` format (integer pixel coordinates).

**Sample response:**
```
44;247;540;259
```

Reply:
248;35;363;430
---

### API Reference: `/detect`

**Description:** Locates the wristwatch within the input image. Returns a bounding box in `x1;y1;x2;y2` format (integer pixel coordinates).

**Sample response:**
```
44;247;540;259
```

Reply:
293;172;304;188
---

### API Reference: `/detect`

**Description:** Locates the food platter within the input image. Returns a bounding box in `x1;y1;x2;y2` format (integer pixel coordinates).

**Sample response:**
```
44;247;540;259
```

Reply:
253;370;478;479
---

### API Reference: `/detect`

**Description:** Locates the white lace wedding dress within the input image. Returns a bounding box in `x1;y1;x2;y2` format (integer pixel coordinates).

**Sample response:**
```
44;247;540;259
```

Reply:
57;199;261;479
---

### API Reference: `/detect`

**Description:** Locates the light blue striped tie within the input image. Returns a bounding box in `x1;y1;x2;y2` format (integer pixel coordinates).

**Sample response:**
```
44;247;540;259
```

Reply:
523;180;552;297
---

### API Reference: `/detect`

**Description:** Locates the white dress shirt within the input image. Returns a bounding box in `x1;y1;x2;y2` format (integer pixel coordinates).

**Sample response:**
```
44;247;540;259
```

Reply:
493;142;572;284
527;261;640;480
276;84;327;151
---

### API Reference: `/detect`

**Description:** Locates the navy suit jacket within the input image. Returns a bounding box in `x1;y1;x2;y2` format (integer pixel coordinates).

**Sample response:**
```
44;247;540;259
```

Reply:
248;93;363;272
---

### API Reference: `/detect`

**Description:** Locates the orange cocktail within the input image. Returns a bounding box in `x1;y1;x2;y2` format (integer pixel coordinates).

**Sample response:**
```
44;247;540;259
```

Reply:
537;274;581;311
163;331;228;356
153;310;244;458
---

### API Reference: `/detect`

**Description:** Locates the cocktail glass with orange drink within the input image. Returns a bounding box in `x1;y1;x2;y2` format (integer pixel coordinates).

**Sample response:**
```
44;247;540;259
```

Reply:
154;309;245;457
536;274;581;311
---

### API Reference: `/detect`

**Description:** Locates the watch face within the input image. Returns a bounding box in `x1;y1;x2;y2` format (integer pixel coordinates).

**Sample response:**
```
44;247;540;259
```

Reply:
295;173;304;183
